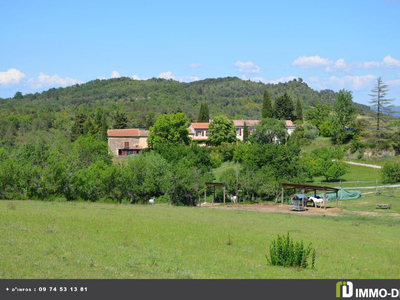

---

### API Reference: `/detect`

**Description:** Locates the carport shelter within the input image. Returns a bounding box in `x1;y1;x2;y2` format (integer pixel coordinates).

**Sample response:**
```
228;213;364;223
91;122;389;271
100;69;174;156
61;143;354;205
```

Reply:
280;183;340;210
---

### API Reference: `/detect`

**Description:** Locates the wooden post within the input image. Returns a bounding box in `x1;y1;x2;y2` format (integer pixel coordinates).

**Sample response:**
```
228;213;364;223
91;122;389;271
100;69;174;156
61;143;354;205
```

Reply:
204;185;206;205
236;161;239;203
336;190;338;208
223;186;226;204
213;185;215;205
281;186;284;205
323;188;327;210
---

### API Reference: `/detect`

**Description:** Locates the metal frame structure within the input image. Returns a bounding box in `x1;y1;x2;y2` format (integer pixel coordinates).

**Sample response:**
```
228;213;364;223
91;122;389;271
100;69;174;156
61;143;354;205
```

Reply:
280;183;340;210
202;182;226;206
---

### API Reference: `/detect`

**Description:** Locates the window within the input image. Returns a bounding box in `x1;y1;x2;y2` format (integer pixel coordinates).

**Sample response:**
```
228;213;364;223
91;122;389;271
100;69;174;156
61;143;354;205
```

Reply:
236;128;240;135
124;142;130;148
196;130;202;136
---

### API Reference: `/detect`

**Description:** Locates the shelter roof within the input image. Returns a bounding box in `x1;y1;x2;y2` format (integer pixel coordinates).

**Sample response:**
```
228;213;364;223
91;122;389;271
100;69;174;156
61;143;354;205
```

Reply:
281;183;339;193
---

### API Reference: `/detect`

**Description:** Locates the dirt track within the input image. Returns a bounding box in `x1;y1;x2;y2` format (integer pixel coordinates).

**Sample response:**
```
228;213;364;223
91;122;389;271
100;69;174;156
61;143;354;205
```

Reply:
205;202;400;218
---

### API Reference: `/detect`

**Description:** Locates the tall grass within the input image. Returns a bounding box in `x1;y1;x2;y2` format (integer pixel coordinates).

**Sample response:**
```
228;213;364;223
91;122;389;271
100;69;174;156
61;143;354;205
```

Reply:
1;200;399;279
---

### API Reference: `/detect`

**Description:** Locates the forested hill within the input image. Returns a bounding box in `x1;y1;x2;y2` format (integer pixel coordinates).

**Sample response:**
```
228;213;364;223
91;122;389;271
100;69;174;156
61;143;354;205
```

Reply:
0;77;370;144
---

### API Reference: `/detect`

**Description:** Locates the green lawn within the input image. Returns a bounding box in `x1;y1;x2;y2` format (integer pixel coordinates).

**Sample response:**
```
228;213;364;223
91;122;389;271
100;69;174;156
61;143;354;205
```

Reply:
213;161;237;181
311;163;381;186
1;200;399;279
300;137;333;154
337;190;400;214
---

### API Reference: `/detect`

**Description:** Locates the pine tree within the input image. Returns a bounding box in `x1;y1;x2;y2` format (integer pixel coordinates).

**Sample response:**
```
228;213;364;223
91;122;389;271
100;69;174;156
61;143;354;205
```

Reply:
369;77;394;132
70;113;87;142
83;117;95;136
262;90;273;118
295;98;303;122
243;122;249;142
274;92;294;120
113;111;128;129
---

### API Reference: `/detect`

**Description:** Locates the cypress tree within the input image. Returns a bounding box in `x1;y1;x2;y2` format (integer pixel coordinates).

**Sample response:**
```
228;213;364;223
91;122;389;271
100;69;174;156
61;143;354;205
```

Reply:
70;112;87;142
198;103;210;122
243;122;249;142
262;90;273;118
275;92;294;120
100;114;108;142
295;98;303;122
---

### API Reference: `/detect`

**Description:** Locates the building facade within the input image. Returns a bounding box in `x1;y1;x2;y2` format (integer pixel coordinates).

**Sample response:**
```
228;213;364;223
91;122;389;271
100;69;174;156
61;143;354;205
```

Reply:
107;129;149;156
188;123;209;145
187;119;296;143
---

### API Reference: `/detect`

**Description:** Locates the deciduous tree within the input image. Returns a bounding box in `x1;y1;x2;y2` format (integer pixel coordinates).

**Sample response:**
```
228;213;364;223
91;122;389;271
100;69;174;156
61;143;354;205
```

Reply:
208;115;236;146
147;113;190;148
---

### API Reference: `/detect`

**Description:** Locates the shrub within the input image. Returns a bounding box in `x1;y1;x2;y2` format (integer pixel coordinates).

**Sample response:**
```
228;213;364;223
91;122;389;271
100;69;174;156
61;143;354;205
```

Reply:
381;162;400;184
266;232;315;269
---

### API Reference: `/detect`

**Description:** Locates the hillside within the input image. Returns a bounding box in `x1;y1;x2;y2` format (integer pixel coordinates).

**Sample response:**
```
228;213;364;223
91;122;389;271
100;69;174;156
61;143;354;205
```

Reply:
0;77;371;145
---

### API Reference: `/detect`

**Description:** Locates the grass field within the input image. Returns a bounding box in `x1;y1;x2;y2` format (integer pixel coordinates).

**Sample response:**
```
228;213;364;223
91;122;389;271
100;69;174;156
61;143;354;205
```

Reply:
1;200;399;279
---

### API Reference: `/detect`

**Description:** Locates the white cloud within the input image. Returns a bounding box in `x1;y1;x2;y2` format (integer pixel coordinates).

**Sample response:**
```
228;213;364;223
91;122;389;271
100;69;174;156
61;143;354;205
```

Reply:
158;71;175;80
382;55;400;68
188;63;201;68
27;73;83;89
387;79;400;86
0;68;26;87
327;75;377;90
342;56;400;70
234;61;260;74
292;55;332;69
111;71;120;78
266;76;297;84
243;75;297;84
295;55;400;72
308;76;319;82
131;75;140;80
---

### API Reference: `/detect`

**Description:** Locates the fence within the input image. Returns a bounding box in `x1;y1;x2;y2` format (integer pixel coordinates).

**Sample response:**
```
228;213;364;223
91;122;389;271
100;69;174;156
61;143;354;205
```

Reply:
312;180;380;188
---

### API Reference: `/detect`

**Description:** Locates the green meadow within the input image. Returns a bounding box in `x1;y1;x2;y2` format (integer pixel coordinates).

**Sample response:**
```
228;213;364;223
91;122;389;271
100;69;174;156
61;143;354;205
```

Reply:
1;200;399;279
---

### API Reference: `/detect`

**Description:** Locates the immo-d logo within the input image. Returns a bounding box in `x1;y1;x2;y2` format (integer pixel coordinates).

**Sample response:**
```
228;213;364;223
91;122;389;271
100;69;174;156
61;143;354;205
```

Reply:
337;281;353;298
336;281;400;298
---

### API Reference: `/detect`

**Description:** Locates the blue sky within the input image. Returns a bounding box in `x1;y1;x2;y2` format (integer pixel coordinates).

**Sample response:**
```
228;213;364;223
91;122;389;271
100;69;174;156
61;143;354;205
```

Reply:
1;0;400;106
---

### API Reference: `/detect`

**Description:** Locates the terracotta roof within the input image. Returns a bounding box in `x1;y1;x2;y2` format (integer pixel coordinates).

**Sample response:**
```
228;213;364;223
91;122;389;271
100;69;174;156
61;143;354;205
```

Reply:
191;123;209;129
107;128;149;137
233;120;259;127
139;130;149;136
285;120;295;127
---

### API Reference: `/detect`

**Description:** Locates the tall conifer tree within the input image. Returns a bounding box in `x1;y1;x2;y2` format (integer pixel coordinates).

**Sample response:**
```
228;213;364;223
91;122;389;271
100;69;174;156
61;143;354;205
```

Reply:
197;103;210;122
295;98;303;121
243;122;249;142
274;92;294;120
262;90;273;118
369;77;394;132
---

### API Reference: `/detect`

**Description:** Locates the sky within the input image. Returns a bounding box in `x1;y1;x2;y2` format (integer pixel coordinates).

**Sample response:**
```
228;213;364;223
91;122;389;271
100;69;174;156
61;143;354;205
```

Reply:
1;0;400;106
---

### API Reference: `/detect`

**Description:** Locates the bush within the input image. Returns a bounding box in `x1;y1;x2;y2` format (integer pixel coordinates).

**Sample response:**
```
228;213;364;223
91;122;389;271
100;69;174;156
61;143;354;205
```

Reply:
266;232;315;269
381;162;400;184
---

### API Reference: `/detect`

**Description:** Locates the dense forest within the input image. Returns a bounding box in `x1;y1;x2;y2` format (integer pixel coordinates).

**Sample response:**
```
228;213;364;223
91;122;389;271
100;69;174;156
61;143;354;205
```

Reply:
0;76;371;147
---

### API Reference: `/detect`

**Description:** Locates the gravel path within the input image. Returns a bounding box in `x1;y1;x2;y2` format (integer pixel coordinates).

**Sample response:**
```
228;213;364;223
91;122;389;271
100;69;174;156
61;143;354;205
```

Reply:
342;161;382;169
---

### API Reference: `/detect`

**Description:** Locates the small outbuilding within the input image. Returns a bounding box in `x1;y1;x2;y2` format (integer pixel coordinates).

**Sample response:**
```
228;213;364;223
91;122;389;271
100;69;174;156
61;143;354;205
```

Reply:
281;183;340;210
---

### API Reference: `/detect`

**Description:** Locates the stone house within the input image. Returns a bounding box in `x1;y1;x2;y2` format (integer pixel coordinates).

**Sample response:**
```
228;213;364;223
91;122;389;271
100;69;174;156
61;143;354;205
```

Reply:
107;129;149;156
